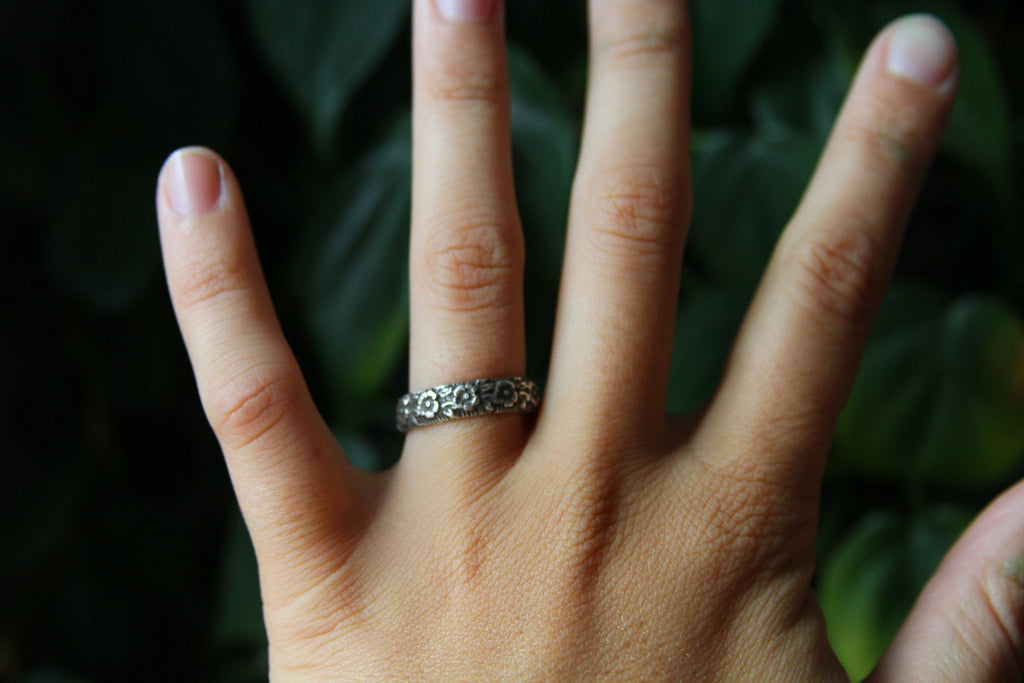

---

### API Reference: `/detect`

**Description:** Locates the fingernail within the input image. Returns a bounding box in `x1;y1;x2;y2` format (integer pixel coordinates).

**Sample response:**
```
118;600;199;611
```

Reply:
165;148;222;216
886;15;958;88
435;0;496;23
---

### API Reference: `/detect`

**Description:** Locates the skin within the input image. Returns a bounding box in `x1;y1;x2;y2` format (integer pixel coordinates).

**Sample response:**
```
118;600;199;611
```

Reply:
155;1;1024;680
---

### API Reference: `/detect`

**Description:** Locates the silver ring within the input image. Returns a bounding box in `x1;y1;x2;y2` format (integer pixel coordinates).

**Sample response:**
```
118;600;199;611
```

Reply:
397;377;540;433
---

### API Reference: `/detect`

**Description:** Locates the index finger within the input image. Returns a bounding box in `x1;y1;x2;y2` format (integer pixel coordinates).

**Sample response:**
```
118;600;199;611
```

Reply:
698;16;959;484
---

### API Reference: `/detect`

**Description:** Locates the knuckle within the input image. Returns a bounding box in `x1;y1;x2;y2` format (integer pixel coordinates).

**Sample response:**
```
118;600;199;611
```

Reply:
208;368;299;451
419;222;522;314
843;100;928;173
174;252;250;312
786;225;884;327
587;165;688;262
604;30;681;62
596;6;686;66
428;63;507;106
686;442;814;572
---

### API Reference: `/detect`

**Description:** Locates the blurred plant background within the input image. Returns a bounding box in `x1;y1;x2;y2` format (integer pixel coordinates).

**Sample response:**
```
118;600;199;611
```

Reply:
1;0;1022;680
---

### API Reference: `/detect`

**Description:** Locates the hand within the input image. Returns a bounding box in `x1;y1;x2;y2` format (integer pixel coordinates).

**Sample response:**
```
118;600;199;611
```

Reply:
156;2;1024;680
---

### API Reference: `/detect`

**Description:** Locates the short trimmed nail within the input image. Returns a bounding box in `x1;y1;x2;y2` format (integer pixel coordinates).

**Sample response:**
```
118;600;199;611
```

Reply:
436;0;496;22
166;149;222;216
886;15;958;88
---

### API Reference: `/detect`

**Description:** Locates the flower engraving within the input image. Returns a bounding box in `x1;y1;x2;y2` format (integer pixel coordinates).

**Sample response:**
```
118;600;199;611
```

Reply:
453;384;479;412
397;378;539;432
416;390;440;419
492;379;518;408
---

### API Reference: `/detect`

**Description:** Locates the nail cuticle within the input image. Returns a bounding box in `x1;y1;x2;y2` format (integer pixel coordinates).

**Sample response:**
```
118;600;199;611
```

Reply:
435;0;497;23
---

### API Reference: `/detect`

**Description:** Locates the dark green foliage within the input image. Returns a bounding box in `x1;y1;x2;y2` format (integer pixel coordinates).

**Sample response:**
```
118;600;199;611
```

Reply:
667;287;749;414
691;0;784;122
838;289;1024;490
288;117;413;426
244;0;409;153
818;506;974;681
689;127;820;288
1;0;1022;680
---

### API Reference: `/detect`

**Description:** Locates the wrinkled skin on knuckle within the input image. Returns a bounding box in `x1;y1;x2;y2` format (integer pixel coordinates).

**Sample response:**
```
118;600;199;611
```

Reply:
600;29;682;64
594;1;688;67
585;164;689;267
417;221;523;314
427;60;508;107
173;248;251;312
785;226;886;331
207;366;299;451
840;90;937;179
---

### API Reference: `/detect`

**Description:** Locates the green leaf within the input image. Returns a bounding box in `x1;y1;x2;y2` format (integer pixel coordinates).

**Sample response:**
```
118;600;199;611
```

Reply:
918;297;1024;486
244;0;409;154
749;48;849;144
667;288;749;414
837;287;1024;489
688;128;820;289
291;118;412;425
691;0;783;120
336;429;393;472
509;44;577;282
819;506;972;682
506;0;588;74
508;44;578;375
936;9;1014;206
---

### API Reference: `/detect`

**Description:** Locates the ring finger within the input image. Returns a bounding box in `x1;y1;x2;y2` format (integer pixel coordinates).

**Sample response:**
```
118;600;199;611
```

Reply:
408;0;527;447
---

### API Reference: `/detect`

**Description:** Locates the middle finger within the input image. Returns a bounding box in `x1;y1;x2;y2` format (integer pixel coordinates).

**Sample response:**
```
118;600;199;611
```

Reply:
545;0;691;441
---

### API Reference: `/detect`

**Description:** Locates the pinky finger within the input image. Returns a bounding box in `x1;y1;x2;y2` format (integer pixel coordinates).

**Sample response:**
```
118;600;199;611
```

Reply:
868;480;1024;682
156;148;371;597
